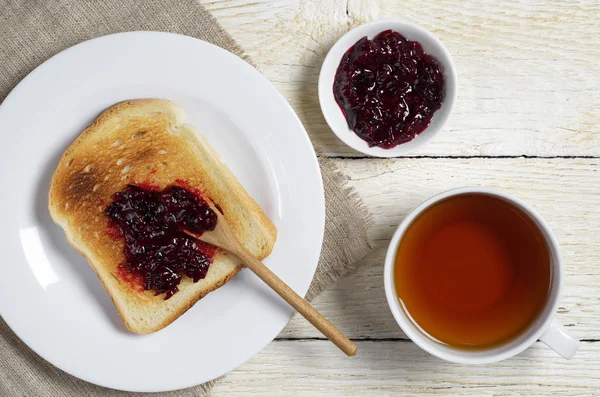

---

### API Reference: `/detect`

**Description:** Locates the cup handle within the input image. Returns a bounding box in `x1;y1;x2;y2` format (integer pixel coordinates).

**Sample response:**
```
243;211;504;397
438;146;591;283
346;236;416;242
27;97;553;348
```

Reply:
539;322;580;359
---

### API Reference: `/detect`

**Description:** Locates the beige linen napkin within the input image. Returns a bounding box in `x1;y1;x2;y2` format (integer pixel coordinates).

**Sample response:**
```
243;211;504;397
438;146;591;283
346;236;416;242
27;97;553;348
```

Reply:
0;1;372;395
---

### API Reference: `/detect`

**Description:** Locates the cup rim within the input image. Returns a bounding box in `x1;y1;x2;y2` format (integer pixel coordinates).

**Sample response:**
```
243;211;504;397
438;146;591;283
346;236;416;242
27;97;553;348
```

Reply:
317;19;458;158
383;187;563;364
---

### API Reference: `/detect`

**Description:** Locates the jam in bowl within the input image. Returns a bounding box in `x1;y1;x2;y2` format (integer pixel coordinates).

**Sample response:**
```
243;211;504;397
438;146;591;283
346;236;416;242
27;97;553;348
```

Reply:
318;20;457;157
333;30;444;149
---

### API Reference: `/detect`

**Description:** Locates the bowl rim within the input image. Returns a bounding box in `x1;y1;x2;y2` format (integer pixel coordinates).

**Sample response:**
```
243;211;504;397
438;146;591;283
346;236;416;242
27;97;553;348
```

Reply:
318;19;458;157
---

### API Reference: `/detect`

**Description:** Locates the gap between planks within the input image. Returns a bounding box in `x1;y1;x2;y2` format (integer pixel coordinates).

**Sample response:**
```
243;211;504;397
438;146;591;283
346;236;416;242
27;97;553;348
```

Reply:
274;337;600;343
324;155;600;160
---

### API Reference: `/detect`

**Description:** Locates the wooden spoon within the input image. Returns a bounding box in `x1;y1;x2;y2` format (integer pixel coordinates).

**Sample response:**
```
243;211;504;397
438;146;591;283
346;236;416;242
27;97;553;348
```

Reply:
183;206;357;357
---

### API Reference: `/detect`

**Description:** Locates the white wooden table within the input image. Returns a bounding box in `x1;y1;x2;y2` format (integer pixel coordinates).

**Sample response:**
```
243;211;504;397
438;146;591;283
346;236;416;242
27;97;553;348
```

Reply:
202;0;600;395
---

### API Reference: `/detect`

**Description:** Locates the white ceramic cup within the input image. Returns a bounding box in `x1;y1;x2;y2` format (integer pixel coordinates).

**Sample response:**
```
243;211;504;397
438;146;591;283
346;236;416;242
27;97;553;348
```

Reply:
384;187;580;364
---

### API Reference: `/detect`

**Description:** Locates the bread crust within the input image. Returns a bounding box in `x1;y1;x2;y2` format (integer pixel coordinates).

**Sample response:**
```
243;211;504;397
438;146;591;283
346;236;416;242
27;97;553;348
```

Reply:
48;99;276;333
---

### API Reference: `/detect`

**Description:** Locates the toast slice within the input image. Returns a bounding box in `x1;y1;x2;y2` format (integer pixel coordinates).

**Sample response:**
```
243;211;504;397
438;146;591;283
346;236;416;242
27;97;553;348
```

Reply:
49;99;277;334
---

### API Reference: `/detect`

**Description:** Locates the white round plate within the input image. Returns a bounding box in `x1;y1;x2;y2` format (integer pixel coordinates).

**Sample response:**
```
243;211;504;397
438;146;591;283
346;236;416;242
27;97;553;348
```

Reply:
0;32;324;392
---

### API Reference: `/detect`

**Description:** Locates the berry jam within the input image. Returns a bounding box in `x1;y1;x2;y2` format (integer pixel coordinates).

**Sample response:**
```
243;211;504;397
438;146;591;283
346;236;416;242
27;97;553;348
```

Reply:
333;30;444;149
106;184;218;299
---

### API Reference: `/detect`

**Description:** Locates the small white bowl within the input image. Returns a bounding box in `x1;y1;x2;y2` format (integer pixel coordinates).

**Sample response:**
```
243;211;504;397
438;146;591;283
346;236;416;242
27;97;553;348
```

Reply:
318;19;457;157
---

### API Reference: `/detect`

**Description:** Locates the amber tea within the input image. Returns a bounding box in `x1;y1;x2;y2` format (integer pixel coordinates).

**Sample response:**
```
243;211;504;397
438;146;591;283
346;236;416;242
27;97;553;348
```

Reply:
394;193;551;349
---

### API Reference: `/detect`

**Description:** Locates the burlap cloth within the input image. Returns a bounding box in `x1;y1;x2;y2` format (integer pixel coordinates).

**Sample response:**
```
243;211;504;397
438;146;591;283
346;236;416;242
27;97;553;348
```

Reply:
0;1;372;395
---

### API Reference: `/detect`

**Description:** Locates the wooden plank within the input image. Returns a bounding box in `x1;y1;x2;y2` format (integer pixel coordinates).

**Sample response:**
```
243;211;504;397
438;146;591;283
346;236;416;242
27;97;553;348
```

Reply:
212;340;600;396
279;158;600;339
202;0;600;157
198;3;599;393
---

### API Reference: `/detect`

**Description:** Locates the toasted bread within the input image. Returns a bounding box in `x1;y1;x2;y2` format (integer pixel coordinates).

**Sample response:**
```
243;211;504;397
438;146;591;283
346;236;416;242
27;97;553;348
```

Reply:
49;99;277;334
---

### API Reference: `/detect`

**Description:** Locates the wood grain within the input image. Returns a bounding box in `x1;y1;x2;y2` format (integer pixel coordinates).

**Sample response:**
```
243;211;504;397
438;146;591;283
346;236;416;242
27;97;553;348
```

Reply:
212;341;600;396
198;1;599;395
280;158;600;339
202;0;600;157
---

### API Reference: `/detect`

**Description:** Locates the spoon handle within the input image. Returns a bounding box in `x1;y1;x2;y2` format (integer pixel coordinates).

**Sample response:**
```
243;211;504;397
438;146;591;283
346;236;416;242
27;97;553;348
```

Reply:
233;246;357;357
